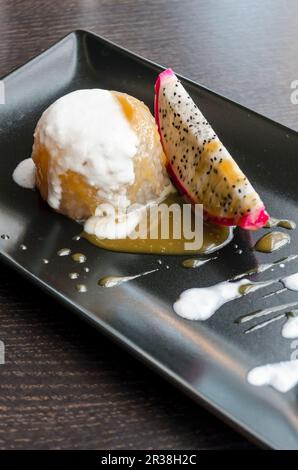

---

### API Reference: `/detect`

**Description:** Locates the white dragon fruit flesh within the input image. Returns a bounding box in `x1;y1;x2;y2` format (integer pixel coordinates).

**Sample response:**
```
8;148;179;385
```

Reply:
154;68;269;230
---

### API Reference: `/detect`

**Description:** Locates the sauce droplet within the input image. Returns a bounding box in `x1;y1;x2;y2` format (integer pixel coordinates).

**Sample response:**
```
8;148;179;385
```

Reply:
1;234;10;240
72;253;86;263
57;248;71;256
83;267;90;273
20;244;27;251
238;279;276;296
181;257;215;269
69;272;79;279
72;235;81;241
76;283;87;293
254;231;290;253
98;269;158;288
43;258;49;264
265;217;296;230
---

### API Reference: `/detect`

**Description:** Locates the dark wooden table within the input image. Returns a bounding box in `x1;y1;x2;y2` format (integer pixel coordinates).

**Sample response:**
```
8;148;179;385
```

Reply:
0;0;297;450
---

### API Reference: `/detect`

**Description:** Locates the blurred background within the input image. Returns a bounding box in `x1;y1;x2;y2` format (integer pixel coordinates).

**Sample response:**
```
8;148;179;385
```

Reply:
0;0;297;130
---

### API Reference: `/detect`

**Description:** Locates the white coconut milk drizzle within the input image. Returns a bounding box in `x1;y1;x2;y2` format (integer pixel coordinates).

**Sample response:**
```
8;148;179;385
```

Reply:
282;272;298;290
98;268;158;288
174;269;298;322
247;360;298;393
230;254;298;281
244;313;285;334
12;158;36;189
282;311;298;339
232;304;298;338
262;287;287;299
173;277;276;321
236;301;298;324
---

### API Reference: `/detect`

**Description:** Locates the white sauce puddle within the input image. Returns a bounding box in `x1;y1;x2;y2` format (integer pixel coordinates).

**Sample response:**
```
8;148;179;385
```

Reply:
173;278;275;321
12;158;36;189
247;360;298;393
85;208;143;240
174;268;298;322
282;314;298;339
282;272;298;291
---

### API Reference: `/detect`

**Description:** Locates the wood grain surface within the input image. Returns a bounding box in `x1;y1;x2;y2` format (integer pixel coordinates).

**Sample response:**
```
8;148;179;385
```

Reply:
0;0;297;450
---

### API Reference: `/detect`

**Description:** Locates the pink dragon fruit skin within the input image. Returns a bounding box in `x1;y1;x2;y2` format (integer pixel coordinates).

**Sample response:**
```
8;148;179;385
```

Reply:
154;68;269;230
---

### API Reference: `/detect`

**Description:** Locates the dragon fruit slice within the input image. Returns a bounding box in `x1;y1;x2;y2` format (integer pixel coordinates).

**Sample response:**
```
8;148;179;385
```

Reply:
154;69;269;230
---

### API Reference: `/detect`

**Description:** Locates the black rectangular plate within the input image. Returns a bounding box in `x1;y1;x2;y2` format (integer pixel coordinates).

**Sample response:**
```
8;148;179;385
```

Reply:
0;30;298;449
